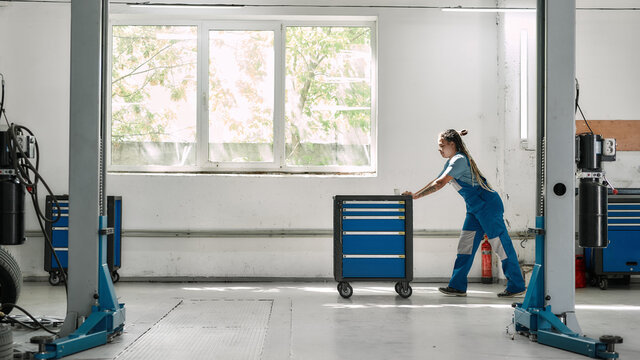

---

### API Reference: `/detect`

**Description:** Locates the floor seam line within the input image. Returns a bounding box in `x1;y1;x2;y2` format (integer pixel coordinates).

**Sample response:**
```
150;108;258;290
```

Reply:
113;299;183;359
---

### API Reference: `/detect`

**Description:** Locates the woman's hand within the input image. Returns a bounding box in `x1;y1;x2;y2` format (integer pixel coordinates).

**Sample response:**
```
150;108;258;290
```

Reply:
402;191;416;199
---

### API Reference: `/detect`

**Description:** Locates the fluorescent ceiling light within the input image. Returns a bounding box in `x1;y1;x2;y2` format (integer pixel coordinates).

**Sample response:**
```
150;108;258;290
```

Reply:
127;3;244;9
442;7;535;13
520;30;528;141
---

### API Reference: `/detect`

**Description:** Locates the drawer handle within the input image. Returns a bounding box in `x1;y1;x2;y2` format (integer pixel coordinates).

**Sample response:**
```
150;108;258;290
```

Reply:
626;262;638;266
343;216;404;219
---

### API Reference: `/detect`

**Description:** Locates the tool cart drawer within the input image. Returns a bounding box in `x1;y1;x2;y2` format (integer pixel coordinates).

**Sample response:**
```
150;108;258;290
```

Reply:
342;256;406;278
342;233;406;255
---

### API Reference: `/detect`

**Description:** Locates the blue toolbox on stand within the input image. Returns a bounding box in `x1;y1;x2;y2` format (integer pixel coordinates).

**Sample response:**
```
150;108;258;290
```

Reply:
334;195;413;298
585;189;640;290
44;195;123;285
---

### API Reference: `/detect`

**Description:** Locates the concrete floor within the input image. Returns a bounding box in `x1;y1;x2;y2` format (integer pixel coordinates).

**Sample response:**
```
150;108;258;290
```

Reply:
10;281;640;360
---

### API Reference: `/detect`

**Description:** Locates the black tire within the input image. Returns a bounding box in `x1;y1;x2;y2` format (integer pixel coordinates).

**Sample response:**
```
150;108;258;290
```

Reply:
0;324;12;360
111;271;120;283
338;282;353;298
0;247;22;315
398;284;412;298
48;272;61;286
599;278;608;290
394;282;401;294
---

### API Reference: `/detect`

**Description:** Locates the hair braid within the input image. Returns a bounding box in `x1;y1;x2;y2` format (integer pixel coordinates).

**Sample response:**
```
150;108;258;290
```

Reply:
440;129;493;191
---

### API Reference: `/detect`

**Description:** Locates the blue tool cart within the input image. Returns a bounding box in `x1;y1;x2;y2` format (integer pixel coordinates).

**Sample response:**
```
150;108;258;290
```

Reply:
585;188;640;290
44;195;123;285
334;195;413;298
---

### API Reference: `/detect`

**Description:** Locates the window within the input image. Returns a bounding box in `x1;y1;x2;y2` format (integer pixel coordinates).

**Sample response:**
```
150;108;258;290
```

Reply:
109;20;376;174
208;29;275;163
111;25;198;166
285;26;372;167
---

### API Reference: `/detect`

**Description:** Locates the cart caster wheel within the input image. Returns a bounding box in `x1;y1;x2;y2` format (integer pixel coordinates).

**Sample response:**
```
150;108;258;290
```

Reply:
397;284;412;298
587;273;598;287
338;282;353;298
395;282;401;294
48;273;61;286
599;278;608;290
111;271;120;283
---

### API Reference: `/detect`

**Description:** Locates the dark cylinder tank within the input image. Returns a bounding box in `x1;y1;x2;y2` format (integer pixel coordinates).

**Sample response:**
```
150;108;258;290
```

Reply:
577;133;603;171
578;179;608;248
0;180;25;245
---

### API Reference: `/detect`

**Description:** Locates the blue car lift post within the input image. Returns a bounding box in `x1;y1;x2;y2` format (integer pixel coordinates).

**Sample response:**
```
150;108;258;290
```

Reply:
30;1;125;358
32;218;125;359
511;1;621;358
513;219;621;359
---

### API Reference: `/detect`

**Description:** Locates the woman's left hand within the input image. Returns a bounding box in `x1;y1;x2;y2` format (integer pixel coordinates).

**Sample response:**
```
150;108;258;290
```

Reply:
402;191;414;197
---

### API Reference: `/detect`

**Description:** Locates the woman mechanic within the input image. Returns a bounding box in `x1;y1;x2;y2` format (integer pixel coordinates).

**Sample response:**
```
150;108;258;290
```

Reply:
404;129;526;297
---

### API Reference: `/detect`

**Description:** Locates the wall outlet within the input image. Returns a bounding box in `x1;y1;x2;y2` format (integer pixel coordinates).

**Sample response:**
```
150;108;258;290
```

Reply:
603;138;616;156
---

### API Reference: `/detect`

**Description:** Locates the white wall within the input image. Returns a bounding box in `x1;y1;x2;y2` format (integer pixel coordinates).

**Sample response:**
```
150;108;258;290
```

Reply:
1;1;638;281
497;4;640;266
576;8;640;187
0;3;72;276
497;10;538;268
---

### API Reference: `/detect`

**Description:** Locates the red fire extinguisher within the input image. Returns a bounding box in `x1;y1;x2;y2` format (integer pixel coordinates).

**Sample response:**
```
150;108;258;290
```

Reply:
481;237;493;284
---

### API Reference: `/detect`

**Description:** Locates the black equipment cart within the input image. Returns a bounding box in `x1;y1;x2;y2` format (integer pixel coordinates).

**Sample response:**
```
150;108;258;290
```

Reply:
44;195;123;285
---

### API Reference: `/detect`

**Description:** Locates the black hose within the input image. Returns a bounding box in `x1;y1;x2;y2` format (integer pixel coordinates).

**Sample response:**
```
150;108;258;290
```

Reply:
0;303;58;336
2;103;67;290
0;316;40;330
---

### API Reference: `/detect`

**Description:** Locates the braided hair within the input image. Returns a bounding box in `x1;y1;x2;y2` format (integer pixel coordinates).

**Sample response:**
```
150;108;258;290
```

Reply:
440;129;493;191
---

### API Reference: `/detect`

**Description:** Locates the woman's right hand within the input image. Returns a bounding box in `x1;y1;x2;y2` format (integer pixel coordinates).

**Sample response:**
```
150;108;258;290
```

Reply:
402;191;413;197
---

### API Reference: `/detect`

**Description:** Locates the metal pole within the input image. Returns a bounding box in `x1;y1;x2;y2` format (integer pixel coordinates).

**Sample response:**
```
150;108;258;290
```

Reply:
60;0;106;337
543;0;579;331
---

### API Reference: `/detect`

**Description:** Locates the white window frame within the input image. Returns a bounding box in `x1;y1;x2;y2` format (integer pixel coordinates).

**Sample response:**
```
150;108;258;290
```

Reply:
108;17;377;175
202;21;281;171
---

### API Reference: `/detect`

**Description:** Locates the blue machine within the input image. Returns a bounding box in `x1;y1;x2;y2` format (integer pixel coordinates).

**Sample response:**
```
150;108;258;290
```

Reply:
44;195;123;286
334;195;413;298
585;190;640;289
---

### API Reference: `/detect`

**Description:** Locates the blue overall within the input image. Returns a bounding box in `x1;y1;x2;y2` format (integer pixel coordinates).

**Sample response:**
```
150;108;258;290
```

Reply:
446;155;526;293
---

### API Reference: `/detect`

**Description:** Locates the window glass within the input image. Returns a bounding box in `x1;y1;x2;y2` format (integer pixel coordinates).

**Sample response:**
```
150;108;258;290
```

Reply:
285;26;372;167
111;25;198;166
208;30;275;162
109;22;375;173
